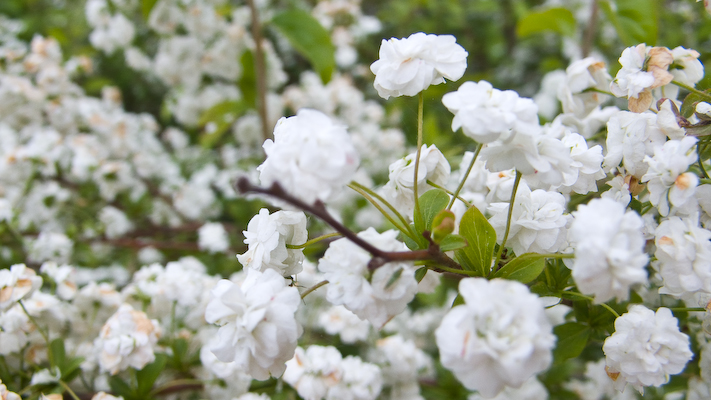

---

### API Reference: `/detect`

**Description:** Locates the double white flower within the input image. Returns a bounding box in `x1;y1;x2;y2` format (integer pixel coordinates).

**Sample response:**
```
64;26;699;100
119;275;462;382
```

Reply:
371;32;467;99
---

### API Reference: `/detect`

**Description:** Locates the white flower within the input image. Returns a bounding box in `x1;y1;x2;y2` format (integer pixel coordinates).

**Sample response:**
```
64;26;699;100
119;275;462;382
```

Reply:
205;268;302;380
0;379;20;400
642;136;699;216
670;46;704;86
565;359;636;400
198;222;230;253
654;216;711;296
468;377;548;400
370;32;467;99
326;356;382;400
435;278;555;398
558;131;606;194
569;198;648;303
0;264;42;311
557;57;612;119
94;303;161;375
27;231;73;264
601;174;632;206
442;80;539;143
318;305;371;344
39;262;76;300
319;228;418;328
370;335;433;400
603;111;666;178
488;183;571;256
91;393;124;400
381;144;450;218
284;345;344;400
603;305;692;393
99;206;133;239
258;109;360;205
610;45;673;112
237;209;308;277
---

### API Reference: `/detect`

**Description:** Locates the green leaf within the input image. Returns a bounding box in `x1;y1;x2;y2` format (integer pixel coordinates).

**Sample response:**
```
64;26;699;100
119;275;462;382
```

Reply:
198;100;247;148
49;338;66;369
599;0;658;46
271;9;335;83
553;322;591;363
413;189;450;238
516;7;576;38
385;267;404;289
238;50;257;108
136;354;167;396
452;293;465;307
438;234;468;252
493;253;547;284
141;0;159;19
454;206;496;276
681;91;709;118
109;375;135;399
415;267;428;283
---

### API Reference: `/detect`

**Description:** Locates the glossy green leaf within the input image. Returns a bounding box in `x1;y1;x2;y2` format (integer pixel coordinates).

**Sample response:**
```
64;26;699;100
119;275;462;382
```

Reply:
553;322;591;363
454;206;496;276
681;91;709;118
414;189;450;238
415;267;428;283
271;9;335;83
599;0;658;46
493;253;547;284
438;234;468;252
516;7;576;38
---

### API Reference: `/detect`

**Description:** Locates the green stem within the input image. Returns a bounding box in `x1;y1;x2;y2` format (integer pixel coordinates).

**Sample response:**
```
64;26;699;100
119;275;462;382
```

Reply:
59;380;81;400
540;253;575;259
349;181;415;237
672;80;711;101
425;264;480;277
347;184;415;239
301;280;328;299
18;300;51;351
413;92;425;223
698;145;709;179
447;143;483;210
700;178;711;185
563;291;620;318
492;170;522;270
666;307;706;313
286;232;342;249
583;86;614;97
426;180;472;208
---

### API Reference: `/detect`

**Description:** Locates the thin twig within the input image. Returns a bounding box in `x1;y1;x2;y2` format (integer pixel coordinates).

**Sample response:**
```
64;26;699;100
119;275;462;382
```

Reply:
413;92;425;223
301;280;329;299
581;0;599;57
235;178;466;272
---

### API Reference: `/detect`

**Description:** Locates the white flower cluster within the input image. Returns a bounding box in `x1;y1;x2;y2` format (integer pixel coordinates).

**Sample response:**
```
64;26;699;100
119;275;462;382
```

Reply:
435;278;555;398
205;269;301;380
283;345;382;400
319;228;418;328
603;305;692;392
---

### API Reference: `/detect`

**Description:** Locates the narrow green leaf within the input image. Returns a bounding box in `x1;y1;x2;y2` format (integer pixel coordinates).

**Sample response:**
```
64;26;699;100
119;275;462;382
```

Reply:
109;375;135;399
385;267;404;289
599;0;658;46
553;322;591;363
516;8;576;38
141;0;159;19
271;9;335;83
136;354;167;396
493;253;547;284
239;50;257;108
438;234;468;252
49;338;66;369
413;189;450;237
452;293;465;308
198;101;246;148
415;267;428;283
454;206;496;276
